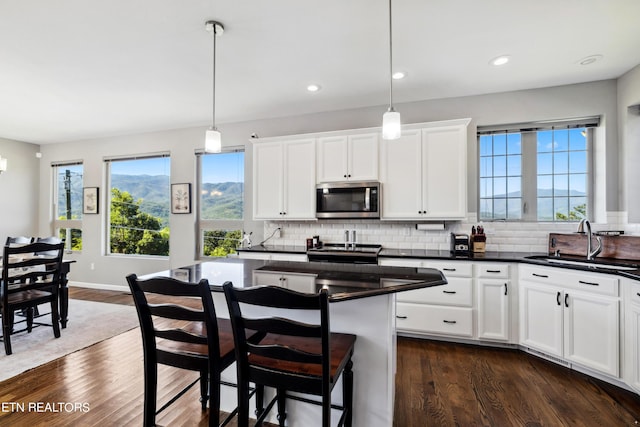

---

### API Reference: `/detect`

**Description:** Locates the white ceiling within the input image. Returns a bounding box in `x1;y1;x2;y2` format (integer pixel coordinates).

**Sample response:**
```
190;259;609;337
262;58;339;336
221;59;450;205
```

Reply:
2;0;640;144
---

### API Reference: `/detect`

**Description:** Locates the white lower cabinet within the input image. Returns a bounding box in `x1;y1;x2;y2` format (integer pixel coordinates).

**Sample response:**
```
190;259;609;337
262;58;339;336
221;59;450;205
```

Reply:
519;264;619;377
624;280;640;393
396;303;473;337
252;270;317;293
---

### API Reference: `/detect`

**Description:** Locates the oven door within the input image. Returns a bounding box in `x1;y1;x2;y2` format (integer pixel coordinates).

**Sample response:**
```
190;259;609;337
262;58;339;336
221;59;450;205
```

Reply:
316;182;380;219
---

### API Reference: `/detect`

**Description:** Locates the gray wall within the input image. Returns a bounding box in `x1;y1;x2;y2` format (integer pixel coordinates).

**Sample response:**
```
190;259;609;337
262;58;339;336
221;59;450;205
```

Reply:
33;79;622;287
617;64;640;221
0;138;40;245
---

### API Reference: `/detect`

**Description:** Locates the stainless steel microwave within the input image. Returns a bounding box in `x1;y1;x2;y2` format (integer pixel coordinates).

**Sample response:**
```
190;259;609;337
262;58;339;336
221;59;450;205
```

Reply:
316;181;380;219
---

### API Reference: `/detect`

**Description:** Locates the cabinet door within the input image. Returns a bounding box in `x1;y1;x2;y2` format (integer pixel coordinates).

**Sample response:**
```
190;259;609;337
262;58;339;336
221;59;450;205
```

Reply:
564;291;619;376
477;279;510;342
253;142;284;219
317;136;348;182
519;281;563;357
283;139;316;219
626;303;640;392
380;129;423;219
421;124;467;219
348;133;379;181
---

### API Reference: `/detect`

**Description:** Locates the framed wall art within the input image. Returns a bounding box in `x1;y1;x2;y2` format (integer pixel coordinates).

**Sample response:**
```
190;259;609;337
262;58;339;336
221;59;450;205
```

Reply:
83;187;99;214
171;183;191;214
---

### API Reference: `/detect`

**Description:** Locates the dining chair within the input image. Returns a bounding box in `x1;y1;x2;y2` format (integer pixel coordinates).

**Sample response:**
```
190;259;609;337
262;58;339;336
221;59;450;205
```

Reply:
223;283;357;427
126;274;242;427
1;241;65;355
5;236;34;246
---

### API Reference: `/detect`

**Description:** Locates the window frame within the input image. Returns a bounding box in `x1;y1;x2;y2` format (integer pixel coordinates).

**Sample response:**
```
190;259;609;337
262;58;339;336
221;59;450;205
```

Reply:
51;160;84;252
196;148;246;258
105;152;171;257
477;117;598;222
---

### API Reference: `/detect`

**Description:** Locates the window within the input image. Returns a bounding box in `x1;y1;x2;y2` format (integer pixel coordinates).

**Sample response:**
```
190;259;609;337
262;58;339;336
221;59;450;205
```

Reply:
198;150;245;257
106;154;170;256
52;162;83;251
478;117;598;222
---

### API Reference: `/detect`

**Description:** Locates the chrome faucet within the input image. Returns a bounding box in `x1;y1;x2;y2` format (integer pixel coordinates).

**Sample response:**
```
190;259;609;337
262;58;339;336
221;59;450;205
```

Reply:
577;219;602;260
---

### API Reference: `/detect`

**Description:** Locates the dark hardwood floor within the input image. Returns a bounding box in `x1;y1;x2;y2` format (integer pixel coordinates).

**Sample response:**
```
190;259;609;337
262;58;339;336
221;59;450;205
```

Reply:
2;287;639;426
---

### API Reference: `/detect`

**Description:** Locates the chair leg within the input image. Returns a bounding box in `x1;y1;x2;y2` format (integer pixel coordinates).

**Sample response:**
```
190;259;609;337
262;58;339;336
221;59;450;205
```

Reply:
255;384;265;419
206;369;219;427
237;379;251;427
2;315;12;356
276;388;287;427
26;307;34;332
199;369;209;411
343;359;354;427
50;299;61;338
143;361;158;427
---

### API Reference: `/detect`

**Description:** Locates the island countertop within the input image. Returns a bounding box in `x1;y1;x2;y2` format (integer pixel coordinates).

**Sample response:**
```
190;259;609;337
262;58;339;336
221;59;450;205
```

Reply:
150;257;447;302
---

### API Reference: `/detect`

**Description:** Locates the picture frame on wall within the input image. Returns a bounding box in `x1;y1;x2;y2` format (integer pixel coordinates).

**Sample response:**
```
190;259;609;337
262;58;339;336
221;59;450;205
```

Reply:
83;187;99;214
171;183;191;214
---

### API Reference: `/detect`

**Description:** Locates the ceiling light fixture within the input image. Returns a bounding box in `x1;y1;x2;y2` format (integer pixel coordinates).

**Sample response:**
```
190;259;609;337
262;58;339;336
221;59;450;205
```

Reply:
205;20;224;153
578;54;603;66
392;71;407;80
307;84;321;92
382;0;401;140
490;55;510;66
0;155;7;174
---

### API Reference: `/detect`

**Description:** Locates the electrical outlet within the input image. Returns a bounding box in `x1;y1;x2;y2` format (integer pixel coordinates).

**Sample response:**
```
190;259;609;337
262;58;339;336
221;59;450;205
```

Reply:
90;262;95;270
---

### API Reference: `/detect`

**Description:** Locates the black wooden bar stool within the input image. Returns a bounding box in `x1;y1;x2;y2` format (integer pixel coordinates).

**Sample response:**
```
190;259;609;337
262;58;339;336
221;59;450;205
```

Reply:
223;282;356;427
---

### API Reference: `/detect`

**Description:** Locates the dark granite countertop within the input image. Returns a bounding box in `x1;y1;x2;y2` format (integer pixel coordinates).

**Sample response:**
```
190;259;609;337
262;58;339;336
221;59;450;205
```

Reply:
236;246;640;281
236;245;307;254
150;258;447;302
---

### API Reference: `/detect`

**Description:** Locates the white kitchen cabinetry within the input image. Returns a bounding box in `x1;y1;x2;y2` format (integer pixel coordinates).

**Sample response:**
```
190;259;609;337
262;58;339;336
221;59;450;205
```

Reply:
624;279;640;393
519;264;619;377
380;119;470;220
477;263;511;342
253;138;316;220
252;270;317;293
380;258;474;338
317;133;379;182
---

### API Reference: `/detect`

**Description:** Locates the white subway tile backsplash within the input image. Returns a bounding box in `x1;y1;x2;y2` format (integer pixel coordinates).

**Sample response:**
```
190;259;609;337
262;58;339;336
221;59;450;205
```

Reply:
265;212;631;252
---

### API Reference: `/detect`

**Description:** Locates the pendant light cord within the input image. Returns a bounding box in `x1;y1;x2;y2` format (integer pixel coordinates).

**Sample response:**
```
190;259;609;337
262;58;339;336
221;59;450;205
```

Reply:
388;0;394;110
212;24;217;130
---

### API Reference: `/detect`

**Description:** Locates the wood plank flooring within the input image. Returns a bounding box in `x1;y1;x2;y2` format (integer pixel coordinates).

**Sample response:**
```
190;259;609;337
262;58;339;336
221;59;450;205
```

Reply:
2;287;640;426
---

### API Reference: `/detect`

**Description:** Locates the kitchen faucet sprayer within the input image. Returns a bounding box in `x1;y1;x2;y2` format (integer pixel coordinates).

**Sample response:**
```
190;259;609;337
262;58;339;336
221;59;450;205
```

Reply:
577;219;602;260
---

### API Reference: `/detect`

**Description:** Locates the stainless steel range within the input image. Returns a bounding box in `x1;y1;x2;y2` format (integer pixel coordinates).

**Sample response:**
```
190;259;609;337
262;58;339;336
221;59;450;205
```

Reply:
307;243;382;264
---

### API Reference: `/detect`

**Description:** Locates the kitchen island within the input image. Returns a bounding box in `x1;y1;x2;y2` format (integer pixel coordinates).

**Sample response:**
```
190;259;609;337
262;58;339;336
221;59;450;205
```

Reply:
147;257;446;427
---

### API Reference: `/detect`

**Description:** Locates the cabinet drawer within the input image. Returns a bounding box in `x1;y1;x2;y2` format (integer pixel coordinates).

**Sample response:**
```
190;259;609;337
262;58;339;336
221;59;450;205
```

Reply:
396;277;472;306
423;262;473;278
628;282;640;305
396;303;473;337
477;263;510;278
520;264;618;297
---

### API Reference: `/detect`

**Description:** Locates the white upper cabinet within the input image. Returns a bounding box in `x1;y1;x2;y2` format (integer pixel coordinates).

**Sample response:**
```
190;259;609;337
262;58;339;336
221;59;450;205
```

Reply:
253;138;316;220
380;119;470;220
317;133;379;182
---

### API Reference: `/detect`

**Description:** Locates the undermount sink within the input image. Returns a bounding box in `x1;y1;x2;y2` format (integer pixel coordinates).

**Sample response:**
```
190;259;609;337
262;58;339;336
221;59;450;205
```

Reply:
525;255;640;271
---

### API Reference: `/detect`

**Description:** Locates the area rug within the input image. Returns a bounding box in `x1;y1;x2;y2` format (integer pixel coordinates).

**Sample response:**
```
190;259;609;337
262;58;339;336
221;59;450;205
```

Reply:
0;299;138;382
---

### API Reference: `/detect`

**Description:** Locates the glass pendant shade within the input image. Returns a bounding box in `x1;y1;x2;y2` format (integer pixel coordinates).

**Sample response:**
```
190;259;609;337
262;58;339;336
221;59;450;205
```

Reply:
382;109;401;140
205;128;222;153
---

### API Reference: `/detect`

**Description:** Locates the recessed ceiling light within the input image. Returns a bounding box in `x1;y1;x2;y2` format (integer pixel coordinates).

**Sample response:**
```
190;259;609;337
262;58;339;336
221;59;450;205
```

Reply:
392;71;407;80
578;54;603;66
490;55;510;66
307;84;321;92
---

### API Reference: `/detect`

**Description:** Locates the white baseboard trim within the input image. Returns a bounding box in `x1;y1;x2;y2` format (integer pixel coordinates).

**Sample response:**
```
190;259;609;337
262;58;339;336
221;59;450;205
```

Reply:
69;281;130;293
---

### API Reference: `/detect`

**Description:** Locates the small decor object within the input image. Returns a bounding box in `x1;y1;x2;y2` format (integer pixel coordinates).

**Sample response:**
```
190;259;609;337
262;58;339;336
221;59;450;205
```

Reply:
83;187;99;214
171;183;191;214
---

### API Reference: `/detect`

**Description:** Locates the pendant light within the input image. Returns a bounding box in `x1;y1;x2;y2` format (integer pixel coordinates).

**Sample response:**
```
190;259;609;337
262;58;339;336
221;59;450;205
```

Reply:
205;20;224;153
382;0;401;140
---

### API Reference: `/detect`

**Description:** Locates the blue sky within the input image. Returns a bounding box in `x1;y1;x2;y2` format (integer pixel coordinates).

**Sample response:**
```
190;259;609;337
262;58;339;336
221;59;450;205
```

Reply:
107;152;244;184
